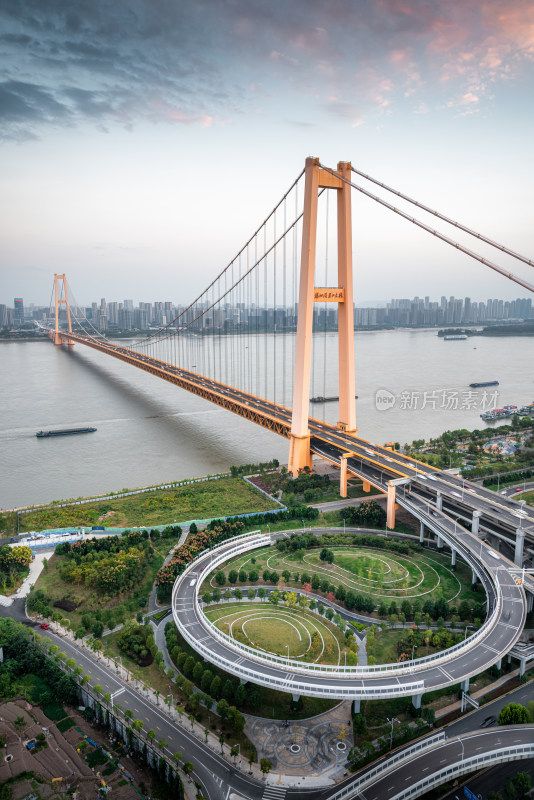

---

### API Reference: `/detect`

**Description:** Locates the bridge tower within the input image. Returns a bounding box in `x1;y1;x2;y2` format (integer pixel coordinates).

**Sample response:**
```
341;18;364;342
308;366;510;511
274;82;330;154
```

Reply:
288;157;356;476
52;273;74;347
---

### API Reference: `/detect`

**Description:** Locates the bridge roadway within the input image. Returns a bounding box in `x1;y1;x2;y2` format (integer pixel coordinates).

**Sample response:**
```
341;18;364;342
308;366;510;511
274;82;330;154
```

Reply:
54;332;534;560
172;521;526;701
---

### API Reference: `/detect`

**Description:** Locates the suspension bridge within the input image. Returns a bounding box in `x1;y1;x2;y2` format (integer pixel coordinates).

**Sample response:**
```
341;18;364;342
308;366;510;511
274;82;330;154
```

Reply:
38;156;534;799
44;157;534;538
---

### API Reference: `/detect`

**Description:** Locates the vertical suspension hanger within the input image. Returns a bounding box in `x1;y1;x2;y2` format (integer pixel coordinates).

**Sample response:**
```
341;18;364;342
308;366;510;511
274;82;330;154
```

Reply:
323;186;329;422
273;207;277;405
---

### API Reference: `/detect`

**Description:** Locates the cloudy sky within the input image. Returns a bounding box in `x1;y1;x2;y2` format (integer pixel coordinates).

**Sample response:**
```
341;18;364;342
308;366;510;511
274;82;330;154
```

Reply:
2;0;534;307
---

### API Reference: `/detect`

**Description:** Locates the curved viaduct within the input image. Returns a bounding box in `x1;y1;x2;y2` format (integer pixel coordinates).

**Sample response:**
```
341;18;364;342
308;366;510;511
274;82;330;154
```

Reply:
172;511;526;705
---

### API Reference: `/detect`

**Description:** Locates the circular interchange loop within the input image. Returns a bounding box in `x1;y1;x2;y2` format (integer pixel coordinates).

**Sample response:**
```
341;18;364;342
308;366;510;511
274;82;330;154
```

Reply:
172;527;526;699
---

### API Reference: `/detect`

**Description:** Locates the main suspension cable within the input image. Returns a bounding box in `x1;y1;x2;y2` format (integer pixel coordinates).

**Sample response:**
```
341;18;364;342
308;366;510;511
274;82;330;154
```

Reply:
350;165;534;269
318;163;534;294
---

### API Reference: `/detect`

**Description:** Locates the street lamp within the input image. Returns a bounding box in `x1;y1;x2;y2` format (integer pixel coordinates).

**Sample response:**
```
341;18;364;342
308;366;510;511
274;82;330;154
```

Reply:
411;644;417;660
387;717;400;750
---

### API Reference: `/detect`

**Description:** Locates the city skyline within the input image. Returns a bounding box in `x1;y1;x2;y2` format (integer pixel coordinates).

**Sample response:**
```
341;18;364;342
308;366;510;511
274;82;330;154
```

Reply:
3;291;532;332
2;1;534;306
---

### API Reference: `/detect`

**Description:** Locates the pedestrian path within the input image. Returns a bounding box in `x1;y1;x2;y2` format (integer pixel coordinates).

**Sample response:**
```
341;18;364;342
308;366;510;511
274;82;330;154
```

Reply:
0;595;13;607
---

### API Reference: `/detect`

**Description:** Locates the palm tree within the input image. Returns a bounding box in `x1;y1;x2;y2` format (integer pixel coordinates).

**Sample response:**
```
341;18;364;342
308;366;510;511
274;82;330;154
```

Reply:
146;729;156;743
103;693;112;705
219;733;225;754
230;745;239;765
204;728;209;744
157;737;167;750
172;751;183;767
176;705;185;724
248;753;255;774
182;762;194;782
188;713;195;731
124;709;134;723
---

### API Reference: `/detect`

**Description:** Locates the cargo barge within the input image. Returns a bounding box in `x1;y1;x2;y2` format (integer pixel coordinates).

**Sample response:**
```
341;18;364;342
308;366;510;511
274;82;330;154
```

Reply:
36;427;97;438
470;380;499;388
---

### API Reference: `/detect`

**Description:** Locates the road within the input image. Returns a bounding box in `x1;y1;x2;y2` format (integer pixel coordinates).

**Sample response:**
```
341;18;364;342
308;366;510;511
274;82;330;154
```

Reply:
173;522;526;700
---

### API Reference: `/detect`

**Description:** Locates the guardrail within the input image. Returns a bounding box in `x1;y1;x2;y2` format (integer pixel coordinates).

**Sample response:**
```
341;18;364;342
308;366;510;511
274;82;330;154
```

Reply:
177;531;502;678
327;731;446;800
389;739;534;800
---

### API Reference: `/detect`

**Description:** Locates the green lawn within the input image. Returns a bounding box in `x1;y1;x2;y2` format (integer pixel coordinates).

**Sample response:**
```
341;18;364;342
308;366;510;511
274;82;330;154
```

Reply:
519;489;534;506
205;602;347;664
205;544;479;606
10;476;280;534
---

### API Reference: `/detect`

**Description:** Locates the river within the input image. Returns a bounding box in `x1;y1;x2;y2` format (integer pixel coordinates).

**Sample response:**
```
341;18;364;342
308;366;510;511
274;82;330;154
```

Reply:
1;330;532;508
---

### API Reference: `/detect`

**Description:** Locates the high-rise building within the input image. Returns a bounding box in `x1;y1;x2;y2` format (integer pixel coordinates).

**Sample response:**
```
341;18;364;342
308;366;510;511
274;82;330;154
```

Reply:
14;298;24;325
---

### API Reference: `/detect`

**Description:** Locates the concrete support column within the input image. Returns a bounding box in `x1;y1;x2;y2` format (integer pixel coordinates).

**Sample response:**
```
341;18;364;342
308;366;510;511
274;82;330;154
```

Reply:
519;658;526;678
362;480;371;493
292;693;300;704
437;534;443;550
353;698;361;715
412;693;422;710
451;549;456;567
514;528;525;567
496;657;502;670
419;520;425;544
471;569;477;585
507;653;512;665
461;678;470;694
436;492;442;511
527;593;533;613
340;455;348;499
472;510;482;537
387;483;396;530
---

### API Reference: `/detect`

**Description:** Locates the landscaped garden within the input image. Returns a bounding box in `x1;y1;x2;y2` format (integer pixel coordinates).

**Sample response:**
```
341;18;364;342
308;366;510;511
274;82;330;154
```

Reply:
202;532;483;623
204;601;351;664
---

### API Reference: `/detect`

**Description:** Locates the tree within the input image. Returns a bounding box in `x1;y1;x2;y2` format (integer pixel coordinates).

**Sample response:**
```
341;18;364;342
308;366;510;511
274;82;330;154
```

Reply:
498;703;530;726
268;590;280;606
14;715;26;735
230;745;239;764
258;587;266;601
215;570;226;586
514;772;532;799
147;728;157;742
235;683;246;707
353;713;366;743
260;758;272;778
202;591;212;604
183;761;194;781
216;698;229;719
247;588;255;600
